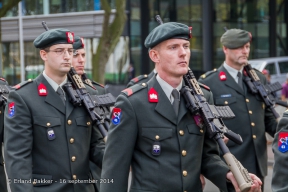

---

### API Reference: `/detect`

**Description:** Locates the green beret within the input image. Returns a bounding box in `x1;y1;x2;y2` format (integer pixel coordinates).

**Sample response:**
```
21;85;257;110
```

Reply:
144;22;192;48
220;29;252;49
73;36;85;50
34;28;74;49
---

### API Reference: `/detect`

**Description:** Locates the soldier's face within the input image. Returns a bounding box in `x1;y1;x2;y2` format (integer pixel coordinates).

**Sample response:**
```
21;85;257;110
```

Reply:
151;39;190;78
72;48;86;76
40;44;73;76
224;42;250;69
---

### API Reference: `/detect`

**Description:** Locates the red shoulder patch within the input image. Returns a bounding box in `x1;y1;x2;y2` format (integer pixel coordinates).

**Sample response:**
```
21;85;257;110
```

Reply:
0;77;6;82
122;88;133;96
131;77;139;83
13;84;21;89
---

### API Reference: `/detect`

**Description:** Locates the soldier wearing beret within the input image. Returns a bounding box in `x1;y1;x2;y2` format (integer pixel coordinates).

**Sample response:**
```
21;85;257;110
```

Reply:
72;36;106;94
0;78;8;192
100;23;262;192
4;28;105;192
72;35;106;191
199;28;277;191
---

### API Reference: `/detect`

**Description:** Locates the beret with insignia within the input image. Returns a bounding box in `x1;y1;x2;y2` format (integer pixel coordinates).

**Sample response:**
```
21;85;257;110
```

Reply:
34;28;74;49
144;22;192;49
220;29;251;49
73;36;85;50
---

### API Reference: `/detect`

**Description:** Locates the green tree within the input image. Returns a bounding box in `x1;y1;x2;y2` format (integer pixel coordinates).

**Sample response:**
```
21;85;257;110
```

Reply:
91;0;127;84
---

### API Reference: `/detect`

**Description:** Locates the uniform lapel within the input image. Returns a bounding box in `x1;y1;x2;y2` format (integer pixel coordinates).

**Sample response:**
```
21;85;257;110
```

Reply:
219;66;245;96
35;74;65;114
66;96;74;118
148;76;177;125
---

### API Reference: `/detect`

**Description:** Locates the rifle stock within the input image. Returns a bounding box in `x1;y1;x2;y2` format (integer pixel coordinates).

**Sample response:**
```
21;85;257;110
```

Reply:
181;68;252;192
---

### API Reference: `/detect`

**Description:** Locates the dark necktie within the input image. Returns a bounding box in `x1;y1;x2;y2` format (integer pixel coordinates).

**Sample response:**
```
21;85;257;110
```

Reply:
171;89;180;116
56;87;65;105
237;72;243;90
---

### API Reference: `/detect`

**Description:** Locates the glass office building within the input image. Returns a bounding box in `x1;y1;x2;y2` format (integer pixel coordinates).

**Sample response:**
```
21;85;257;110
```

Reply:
0;0;287;84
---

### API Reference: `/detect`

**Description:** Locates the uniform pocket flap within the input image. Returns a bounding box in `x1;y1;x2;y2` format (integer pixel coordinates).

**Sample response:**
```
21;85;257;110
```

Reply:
187;124;203;135
32;174;53;186
142;128;172;141
33;116;61;128
215;96;236;105
75;116;90;127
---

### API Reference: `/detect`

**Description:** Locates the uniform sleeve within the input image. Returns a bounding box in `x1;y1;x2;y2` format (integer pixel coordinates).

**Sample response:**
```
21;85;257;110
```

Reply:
271;113;288;192
89;125;105;168
100;94;138;192
4;90;34;192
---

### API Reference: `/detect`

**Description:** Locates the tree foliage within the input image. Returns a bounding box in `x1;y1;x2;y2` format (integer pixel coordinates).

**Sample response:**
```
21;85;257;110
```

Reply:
91;0;127;84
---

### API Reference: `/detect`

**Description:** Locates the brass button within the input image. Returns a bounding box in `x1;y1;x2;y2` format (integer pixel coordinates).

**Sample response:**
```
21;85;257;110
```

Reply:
182;150;187;156
2;161;4;165
0;111;1;114
47;122;51;127
70;138;74;144
179;130;184;136
224;101;228;105
249;110;252;114
71;156;76;162
155;135;160;140
33;181;36;185
142;83;146;86
87;122;91;126
144;74;148;77
251;122;255;126
200;129;203;133
28;79;32;82
253;135;256;139
213;68;217;71
183;170;187;177
67;120;72;125
73;175;77;180
246;99;249;103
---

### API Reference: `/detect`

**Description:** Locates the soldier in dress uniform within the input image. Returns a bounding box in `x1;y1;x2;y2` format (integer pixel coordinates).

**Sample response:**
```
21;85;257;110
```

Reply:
272;110;288;192
0;77;8;192
4;28;105;192
100;22;262;192
72;36;106;95
72;35;105;192
199;29;277;191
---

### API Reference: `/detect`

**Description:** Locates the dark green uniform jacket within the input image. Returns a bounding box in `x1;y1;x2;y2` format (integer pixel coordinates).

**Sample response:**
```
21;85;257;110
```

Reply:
199;65;277;178
4;74;105;192
0;78;7;192
100;75;230;192
272;111;288;192
126;71;155;88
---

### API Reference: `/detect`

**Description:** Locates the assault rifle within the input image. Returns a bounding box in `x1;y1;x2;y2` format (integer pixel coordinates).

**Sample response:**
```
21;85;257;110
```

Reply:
0;84;11;107
63;67;115;142
180;68;253;192
243;64;287;118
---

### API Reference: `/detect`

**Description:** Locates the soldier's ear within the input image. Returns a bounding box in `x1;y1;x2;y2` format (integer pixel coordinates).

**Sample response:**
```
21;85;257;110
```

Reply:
39;49;48;61
149;49;160;63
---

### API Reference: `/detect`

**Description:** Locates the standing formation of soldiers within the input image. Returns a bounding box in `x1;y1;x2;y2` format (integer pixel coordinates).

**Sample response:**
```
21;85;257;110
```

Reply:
1;20;288;192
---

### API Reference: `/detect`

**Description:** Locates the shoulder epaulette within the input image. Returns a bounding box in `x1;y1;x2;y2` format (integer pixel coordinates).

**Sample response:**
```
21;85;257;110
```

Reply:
92;80;105;88
121;83;146;97
0;77;7;83
130;74;148;84
198;82;210;91
199;68;218;79
13;79;33;90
